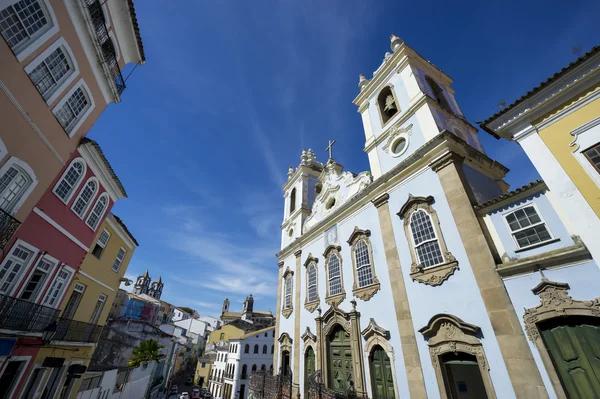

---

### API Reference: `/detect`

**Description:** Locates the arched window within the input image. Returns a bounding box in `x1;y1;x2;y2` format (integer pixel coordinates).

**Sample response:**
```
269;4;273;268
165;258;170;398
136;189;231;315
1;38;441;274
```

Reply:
377;86;398;125
54;83;94;135
262;345;267;354
251;364;257;373
0;0;56;55
284;274;292;310
410;210;443;267
254;344;259;354
86;193;109;230
271;345;274;354
327;253;342;295
244;344;249;353
261;364;266;371
54;159;85;202
71;178;97;217
347;228;380;300
307;263;317;302
27;40;76;102
242;364;247;378
0;163;33;214
289;188;296;214
354;239;373;287
425;76;452;114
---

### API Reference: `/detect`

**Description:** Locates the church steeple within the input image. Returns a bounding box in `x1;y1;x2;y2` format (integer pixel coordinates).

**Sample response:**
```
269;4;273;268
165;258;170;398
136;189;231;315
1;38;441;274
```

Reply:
134;270;151;295
150;276;164;300
222;298;230;314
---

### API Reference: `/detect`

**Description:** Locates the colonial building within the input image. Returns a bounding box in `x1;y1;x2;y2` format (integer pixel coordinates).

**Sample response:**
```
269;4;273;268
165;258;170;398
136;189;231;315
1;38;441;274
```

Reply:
220;295;275;325
209;326;275;399
0;0;144;263
273;36;600;399
479;46;600;264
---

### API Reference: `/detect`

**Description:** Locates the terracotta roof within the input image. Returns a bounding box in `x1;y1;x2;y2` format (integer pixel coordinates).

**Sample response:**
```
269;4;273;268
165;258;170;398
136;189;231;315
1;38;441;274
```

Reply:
111;213;139;246
479;46;600;133
474;180;545;210
79;138;127;197
127;0;145;63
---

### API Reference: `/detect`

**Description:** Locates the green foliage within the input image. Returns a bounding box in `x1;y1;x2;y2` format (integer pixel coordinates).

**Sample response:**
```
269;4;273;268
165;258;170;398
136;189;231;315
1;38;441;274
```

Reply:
128;339;164;368
179;307;195;315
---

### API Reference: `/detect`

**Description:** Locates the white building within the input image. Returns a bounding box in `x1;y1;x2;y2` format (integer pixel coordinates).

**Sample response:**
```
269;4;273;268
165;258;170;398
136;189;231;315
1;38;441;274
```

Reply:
173;308;193;322
209;326;275;399
273;35;600;399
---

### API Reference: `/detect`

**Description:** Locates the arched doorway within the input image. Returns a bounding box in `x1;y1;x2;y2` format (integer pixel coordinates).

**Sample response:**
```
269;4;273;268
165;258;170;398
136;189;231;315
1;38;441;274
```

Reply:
539;316;600;396
282;350;291;376
328;325;353;394
369;345;394;399
305;347;316;398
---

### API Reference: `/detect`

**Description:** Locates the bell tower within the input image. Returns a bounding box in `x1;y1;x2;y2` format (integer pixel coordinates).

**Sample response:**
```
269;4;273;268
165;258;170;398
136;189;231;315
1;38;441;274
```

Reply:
222;298;230;314
353;35;484;179
150;276;163;300
281;149;323;249
134;270;151;295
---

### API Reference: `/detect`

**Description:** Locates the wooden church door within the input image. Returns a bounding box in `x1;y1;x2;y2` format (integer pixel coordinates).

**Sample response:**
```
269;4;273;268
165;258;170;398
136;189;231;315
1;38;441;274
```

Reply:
541;317;600;398
369;346;394;399
328;326;354;394
305;347;315;398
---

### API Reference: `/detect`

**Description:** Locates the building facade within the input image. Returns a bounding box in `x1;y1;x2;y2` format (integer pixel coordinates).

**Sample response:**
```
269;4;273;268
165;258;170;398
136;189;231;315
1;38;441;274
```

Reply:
480;46;600;264
220;295;275;326
273;36;600;399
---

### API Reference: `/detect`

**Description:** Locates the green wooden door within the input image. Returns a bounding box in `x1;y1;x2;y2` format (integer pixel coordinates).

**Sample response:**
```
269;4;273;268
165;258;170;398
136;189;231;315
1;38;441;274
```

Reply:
541;317;600;398
305;347;316;398
370;346;394;399
328;326;354;394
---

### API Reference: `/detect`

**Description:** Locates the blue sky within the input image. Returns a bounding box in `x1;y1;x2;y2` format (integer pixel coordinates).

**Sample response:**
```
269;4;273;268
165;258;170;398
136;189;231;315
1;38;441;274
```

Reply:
88;0;600;317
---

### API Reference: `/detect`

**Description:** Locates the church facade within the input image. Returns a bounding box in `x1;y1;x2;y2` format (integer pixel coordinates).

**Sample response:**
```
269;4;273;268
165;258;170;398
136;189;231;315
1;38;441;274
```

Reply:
220;295;275;326
273;36;600;399
133;270;164;300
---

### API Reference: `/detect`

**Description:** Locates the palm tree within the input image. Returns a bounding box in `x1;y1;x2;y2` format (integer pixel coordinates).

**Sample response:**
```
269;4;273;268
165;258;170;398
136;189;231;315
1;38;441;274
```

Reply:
128;339;164;368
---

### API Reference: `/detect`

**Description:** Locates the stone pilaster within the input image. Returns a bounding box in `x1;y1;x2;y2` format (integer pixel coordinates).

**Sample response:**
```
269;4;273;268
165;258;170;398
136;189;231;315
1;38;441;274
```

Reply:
372;193;428;399
349;300;367;395
274;260;284;374
432;153;548;398
293;250;302;397
315;308;325;385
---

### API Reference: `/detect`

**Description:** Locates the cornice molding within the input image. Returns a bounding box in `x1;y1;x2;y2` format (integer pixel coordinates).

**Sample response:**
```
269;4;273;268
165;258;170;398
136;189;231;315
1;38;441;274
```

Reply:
105;214;137;250
78;143;125;202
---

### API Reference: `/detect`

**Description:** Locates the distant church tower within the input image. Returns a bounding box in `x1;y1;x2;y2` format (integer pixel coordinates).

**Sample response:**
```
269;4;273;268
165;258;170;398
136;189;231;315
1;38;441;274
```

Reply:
222;298;230;314
242;294;254;322
150;276;163;300
134;270;151;295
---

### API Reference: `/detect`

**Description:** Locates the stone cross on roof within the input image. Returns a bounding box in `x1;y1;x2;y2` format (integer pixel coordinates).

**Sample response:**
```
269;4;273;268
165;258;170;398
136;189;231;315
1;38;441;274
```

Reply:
325;139;336;160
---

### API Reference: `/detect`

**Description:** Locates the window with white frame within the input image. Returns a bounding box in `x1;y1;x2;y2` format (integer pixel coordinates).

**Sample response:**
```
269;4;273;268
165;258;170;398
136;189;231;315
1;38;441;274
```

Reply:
0;0;50;52
0;244;34;294
0;164;33;213
89;293;107;324
43;267;71;307
71;178;97;217
327;253;342;295
584;143;600;175
307;263;317;302
112;247;126;272
54;86;90;134
62;282;85;320
92;229;110;259
410;210;444;267
19;256;54;301
284;274;292;309
54;159;85;202
86;194;108;230
505;205;552;249
354;239;374;287
28;46;72;100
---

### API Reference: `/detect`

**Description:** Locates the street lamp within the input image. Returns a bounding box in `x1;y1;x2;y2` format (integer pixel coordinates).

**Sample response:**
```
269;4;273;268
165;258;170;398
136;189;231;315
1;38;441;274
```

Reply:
42;321;57;345
120;278;133;286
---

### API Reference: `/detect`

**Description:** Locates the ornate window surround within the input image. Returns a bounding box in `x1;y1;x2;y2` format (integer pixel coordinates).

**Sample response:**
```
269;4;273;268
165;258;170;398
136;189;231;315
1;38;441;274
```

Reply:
347;227;380;301
301;326;317;355
376;84;401;128
304;254;320;312
361;319;399;399
419;314;496;399
323;245;346;307
397;195;458;286
523;274;600;399
278;332;293;372
281;267;294;319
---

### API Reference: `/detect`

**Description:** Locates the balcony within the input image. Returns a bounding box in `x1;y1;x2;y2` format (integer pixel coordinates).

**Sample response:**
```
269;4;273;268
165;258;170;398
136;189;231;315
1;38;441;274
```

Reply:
0;293;58;332
80;0;126;97
0;208;20;250
53;317;103;343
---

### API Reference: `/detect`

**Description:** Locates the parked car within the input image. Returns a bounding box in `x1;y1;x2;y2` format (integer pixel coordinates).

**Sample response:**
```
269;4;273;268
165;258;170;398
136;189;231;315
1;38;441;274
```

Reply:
192;388;201;399
180;393;190;399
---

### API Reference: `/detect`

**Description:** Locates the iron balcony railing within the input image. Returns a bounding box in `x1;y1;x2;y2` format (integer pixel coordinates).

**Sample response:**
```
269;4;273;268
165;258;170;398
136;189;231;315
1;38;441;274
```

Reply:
0;293;59;332
53;317;103;343
83;0;125;95
0;208;20;250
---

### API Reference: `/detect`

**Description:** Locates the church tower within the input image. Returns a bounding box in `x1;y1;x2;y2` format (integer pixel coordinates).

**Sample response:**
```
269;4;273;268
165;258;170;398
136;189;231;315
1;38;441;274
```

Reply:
353;35;486;180
222;298;230;314
150;276;164;300
133;270;151;295
281;149;324;249
242;294;254;322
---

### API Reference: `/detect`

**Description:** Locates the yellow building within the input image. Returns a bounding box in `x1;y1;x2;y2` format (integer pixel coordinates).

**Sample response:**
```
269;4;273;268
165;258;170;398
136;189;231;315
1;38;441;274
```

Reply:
480;46;600;263
195;353;216;387
208;322;247;345
50;213;138;397
108;288;128;320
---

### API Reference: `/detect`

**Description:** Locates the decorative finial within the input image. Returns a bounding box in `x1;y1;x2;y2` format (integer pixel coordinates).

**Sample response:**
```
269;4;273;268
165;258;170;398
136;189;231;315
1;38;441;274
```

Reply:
358;73;369;90
351;299;357;310
317;306;321;316
390;34;403;52
287;166;294;179
300;149;308;165
307;148;315;164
